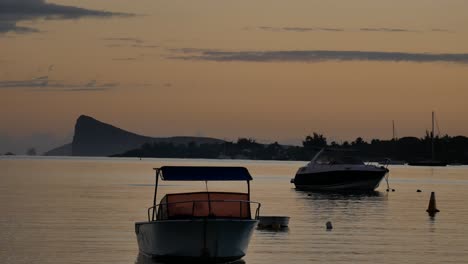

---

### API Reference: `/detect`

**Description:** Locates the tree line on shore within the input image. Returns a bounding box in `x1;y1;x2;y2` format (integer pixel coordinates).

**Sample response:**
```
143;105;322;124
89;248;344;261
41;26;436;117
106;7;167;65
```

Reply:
114;132;468;164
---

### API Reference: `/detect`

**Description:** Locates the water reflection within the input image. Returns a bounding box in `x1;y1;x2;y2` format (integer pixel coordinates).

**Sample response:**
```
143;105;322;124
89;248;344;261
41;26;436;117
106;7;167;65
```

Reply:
256;226;290;233
135;253;247;264
292;189;388;220
295;189;384;200
3;158;468;264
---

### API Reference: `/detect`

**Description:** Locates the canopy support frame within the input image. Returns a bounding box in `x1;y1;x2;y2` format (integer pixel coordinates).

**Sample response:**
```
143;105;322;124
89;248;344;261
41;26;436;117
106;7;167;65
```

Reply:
152;168;160;221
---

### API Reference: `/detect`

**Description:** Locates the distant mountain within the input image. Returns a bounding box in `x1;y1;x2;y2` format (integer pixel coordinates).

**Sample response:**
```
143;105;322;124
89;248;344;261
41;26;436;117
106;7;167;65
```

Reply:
44;143;72;156
45;115;224;157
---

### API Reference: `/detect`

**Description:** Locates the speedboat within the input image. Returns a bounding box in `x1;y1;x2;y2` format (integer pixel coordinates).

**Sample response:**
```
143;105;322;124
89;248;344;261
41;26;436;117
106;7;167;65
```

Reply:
292;149;389;191
135;166;261;263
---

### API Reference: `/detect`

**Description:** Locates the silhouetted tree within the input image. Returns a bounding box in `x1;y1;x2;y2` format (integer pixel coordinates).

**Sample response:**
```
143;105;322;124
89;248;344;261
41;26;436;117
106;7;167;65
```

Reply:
352;137;366;146
26;148;37;156
113;133;468;164
302;133;327;149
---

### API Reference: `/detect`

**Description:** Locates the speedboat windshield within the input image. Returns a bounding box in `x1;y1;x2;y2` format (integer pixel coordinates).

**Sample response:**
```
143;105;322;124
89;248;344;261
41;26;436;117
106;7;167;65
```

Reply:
312;150;365;165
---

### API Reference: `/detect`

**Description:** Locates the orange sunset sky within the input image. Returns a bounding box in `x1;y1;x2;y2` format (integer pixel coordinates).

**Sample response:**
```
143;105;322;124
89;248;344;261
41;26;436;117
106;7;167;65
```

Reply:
1;0;468;153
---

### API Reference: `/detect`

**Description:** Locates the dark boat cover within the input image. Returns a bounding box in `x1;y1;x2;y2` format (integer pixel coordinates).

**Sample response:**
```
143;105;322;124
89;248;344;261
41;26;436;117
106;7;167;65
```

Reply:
159;166;253;181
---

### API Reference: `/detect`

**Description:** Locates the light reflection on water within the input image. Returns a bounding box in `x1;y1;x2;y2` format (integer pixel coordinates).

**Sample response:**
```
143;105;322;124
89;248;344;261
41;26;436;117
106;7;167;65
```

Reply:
1;157;468;264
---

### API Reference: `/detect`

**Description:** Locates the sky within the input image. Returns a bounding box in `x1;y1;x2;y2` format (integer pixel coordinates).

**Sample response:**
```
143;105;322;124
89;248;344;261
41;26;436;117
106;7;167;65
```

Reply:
1;0;468;154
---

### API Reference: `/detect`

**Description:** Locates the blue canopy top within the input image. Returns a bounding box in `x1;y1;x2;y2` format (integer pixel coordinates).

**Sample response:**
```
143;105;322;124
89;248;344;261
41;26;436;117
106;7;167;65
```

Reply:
157;166;253;181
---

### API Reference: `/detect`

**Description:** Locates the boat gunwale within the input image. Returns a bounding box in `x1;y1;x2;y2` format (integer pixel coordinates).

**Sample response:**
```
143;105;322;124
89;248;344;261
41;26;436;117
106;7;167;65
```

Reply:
135;218;259;226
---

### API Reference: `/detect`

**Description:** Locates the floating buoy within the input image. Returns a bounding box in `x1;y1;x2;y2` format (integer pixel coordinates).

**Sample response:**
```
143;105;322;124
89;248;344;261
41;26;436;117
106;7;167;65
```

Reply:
386;188;390;192
417;189;422;192
426;191;440;216
307;194;311;196
326;221;333;230
392;189;395;192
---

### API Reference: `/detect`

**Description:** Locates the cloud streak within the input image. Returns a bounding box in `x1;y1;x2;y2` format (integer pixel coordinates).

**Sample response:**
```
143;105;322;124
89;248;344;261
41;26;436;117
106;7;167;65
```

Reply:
0;0;132;33
170;49;468;64
112;57;138;61
0;76;118;92
359;27;415;32
259;26;345;32
103;37;159;49
103;37;143;44
255;26;448;33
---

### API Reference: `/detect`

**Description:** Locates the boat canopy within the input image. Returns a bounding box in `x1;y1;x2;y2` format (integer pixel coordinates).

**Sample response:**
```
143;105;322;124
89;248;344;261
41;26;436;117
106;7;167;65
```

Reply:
158;166;253;181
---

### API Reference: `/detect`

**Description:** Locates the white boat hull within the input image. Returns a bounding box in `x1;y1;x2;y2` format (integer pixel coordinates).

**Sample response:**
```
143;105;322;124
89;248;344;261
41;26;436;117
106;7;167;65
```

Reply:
135;218;258;262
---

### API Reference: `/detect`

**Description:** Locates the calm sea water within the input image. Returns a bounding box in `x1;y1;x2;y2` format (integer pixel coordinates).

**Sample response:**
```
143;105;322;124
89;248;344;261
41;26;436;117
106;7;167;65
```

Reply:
1;157;468;264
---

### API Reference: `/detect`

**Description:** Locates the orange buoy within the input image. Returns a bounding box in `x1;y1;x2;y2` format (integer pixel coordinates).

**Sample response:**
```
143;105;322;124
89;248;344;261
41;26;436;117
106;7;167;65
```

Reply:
426;191;440;216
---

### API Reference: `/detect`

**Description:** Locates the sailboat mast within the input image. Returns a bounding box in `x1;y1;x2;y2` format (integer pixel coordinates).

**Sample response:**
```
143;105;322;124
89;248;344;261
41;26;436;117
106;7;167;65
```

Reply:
431;111;435;160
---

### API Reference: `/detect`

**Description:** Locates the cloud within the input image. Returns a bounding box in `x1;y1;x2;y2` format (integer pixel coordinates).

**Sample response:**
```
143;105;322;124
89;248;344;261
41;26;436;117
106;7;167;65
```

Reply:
431;28;452;33
112;57;138;61
257;26;282;32
0;75;118;91
283;27;344;32
103;37;143;44
131;44;159;48
256;26;449;34
0;21;40;33
0;0;132;33
103;37;159;49
360;27;416;32
0;75;49;87
258;26;344;32
169;49;468;64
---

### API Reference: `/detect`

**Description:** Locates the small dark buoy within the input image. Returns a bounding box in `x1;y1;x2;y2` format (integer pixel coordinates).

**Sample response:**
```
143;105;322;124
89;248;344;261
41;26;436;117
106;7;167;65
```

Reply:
392;189;395;192
326;221;333;230
426;191;440;216
386;188;390;192
307;194;311;196
417;189;422;192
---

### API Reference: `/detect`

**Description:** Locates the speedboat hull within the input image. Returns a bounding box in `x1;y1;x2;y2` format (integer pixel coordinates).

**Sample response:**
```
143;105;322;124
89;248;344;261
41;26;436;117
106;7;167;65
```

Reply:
135;218;258;262
294;168;388;191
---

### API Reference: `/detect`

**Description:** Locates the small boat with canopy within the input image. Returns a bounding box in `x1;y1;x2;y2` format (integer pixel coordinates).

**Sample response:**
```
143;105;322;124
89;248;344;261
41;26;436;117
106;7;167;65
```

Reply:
135;166;261;262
